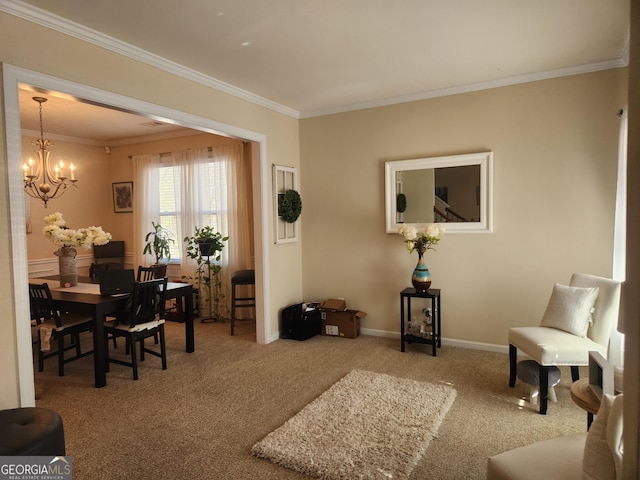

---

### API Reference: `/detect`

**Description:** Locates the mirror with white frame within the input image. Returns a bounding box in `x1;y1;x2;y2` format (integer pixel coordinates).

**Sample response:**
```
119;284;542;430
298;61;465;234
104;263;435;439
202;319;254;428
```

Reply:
385;151;493;233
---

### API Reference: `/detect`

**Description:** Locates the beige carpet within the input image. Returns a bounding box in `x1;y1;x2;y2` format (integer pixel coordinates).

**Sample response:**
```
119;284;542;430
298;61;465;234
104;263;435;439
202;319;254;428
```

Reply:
252;369;456;479
31;320;588;479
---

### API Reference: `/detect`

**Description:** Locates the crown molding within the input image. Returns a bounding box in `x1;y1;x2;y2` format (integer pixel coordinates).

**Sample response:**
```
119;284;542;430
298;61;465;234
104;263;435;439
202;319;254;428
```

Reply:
20;126;200;147
21;128;103;146
0;0;301;119
300;56;629;118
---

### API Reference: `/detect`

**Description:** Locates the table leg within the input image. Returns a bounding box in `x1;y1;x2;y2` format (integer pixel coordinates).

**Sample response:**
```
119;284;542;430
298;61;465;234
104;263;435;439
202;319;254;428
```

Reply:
400;294;406;352
93;307;108;388
436;295;442;348
431;296;438;356
184;289;195;353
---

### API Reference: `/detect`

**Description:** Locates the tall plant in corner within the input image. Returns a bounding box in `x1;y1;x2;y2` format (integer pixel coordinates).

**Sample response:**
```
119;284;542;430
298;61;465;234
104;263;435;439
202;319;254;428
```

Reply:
183;226;229;321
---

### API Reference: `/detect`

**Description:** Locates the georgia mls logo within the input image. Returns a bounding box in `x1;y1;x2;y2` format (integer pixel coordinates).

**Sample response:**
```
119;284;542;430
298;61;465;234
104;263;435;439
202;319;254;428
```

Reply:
48;456;71;473
0;456;72;479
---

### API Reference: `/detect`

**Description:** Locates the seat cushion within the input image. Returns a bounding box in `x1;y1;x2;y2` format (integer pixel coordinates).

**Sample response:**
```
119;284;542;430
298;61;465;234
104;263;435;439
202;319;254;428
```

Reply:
232;269;255;285
106;318;165;333
509;326;606;366
487;433;586;480
540;283;599;337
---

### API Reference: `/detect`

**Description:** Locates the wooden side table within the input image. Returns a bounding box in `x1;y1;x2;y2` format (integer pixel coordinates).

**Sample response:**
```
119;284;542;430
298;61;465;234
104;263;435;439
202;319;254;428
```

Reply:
400;288;441;356
570;378;601;429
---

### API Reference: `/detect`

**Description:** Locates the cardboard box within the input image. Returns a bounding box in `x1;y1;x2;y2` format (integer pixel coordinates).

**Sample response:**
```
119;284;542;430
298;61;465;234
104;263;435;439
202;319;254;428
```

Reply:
321;310;367;338
320;298;347;311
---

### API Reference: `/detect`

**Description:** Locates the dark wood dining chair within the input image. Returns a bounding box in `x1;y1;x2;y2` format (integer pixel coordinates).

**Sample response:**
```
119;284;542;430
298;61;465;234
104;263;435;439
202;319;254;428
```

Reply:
90;241;125;278
28;282;94;376
137;265;170;342
136;265;165;281
104;278;168;380
137;265;185;323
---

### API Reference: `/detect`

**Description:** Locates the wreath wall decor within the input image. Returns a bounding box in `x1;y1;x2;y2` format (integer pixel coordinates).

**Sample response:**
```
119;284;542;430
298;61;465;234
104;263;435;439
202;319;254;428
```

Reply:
278;189;302;223
396;193;407;213
273;164;298;243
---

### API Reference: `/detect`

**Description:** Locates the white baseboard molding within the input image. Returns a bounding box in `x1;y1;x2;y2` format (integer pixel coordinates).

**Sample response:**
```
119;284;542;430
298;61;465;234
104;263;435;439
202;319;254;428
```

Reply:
360;327;508;354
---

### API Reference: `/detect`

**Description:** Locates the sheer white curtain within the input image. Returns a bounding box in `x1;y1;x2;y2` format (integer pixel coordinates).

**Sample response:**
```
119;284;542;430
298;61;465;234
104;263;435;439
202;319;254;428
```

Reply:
613;108;628;282
134;144;249;313
610;108;628;365
175;147;225;278
215;143;252;272
132;153;161;270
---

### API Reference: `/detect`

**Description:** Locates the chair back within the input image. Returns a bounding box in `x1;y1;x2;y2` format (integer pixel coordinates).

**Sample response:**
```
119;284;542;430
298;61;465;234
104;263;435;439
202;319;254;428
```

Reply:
120;278;167;328
93;241;125;269
137;265;166;282
570;273;621;349
28;283;61;328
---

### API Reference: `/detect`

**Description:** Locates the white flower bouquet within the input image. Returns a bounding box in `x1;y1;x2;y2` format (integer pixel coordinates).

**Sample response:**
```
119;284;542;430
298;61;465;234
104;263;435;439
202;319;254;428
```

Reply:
43;212;112;249
398;224;444;255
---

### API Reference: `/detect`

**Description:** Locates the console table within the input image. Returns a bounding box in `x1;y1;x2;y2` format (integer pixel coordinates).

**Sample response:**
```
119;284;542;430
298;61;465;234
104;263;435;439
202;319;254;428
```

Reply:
400;287;441;356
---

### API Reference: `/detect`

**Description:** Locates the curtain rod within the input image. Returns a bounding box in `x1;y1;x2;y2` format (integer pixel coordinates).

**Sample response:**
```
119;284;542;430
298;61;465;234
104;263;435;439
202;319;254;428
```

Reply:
128;146;215;160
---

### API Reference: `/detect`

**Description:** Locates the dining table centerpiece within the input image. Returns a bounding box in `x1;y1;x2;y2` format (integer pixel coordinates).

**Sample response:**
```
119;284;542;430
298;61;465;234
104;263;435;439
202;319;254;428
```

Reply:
43;212;112;287
398;223;444;292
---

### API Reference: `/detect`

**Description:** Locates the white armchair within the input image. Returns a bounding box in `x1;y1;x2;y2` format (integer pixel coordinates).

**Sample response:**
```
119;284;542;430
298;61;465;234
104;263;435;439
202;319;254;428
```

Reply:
486;394;623;480
508;273;621;414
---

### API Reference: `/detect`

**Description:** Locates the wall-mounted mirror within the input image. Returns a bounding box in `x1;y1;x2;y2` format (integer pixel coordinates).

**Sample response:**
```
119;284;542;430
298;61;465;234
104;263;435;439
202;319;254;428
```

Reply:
385;151;493;233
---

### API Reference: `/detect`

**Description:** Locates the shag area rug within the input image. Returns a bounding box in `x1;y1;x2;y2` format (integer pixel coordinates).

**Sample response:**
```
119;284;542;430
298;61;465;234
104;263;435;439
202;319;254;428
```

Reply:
251;369;457;480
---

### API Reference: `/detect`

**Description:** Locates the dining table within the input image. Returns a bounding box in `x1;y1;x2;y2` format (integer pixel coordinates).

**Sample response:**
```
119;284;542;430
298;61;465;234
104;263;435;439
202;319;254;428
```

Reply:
30;276;194;388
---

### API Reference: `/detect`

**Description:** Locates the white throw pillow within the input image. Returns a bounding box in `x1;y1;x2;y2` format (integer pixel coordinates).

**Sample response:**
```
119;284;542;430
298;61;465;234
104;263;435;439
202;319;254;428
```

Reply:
582;394;617;480
540;283;599;337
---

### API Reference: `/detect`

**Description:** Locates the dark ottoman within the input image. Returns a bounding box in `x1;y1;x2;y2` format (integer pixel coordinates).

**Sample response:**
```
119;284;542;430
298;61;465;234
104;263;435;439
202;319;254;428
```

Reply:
0;407;65;455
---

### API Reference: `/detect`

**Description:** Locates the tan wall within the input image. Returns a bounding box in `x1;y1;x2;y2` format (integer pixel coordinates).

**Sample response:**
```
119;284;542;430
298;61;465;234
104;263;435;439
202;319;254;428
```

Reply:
300;68;628;346
0;12;301;408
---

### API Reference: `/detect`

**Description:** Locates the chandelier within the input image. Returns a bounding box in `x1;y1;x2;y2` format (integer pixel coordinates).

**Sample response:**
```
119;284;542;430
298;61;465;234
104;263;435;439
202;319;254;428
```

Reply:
23;96;78;207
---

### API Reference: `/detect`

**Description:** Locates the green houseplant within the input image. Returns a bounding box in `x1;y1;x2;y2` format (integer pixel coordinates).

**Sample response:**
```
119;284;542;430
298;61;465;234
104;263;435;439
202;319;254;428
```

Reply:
183;226;229;321
143;222;175;276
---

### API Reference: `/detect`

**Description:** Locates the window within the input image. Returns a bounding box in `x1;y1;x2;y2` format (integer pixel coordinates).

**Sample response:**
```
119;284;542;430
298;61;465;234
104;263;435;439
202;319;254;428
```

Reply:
158;159;227;261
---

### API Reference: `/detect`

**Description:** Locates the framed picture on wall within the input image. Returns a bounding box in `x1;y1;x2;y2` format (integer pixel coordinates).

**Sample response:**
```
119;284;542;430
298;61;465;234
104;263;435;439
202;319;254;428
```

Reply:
112;181;133;213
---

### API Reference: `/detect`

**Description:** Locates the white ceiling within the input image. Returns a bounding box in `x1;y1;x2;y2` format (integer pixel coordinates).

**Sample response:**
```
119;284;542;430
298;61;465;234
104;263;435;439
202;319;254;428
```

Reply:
8;0;630;142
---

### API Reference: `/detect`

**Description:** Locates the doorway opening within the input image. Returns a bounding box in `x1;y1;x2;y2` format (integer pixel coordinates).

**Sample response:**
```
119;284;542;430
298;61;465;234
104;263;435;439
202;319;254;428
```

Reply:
3;64;272;405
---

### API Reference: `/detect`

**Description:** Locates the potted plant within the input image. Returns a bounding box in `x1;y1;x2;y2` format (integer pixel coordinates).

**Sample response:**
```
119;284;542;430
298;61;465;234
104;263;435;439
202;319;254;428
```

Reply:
192;225;226;256
183;226;229;321
143;222;175;277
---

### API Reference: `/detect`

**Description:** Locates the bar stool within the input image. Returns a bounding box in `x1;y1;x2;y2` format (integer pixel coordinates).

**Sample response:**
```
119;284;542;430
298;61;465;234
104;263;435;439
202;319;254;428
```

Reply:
230;269;256;335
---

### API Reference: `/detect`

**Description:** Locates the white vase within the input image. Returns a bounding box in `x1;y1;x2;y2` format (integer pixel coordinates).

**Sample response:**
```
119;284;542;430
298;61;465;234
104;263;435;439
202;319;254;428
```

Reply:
56;246;78;287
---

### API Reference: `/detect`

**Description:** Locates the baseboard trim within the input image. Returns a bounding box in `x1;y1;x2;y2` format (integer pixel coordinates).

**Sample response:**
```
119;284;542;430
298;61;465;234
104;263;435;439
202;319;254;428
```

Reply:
360;327;508;354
